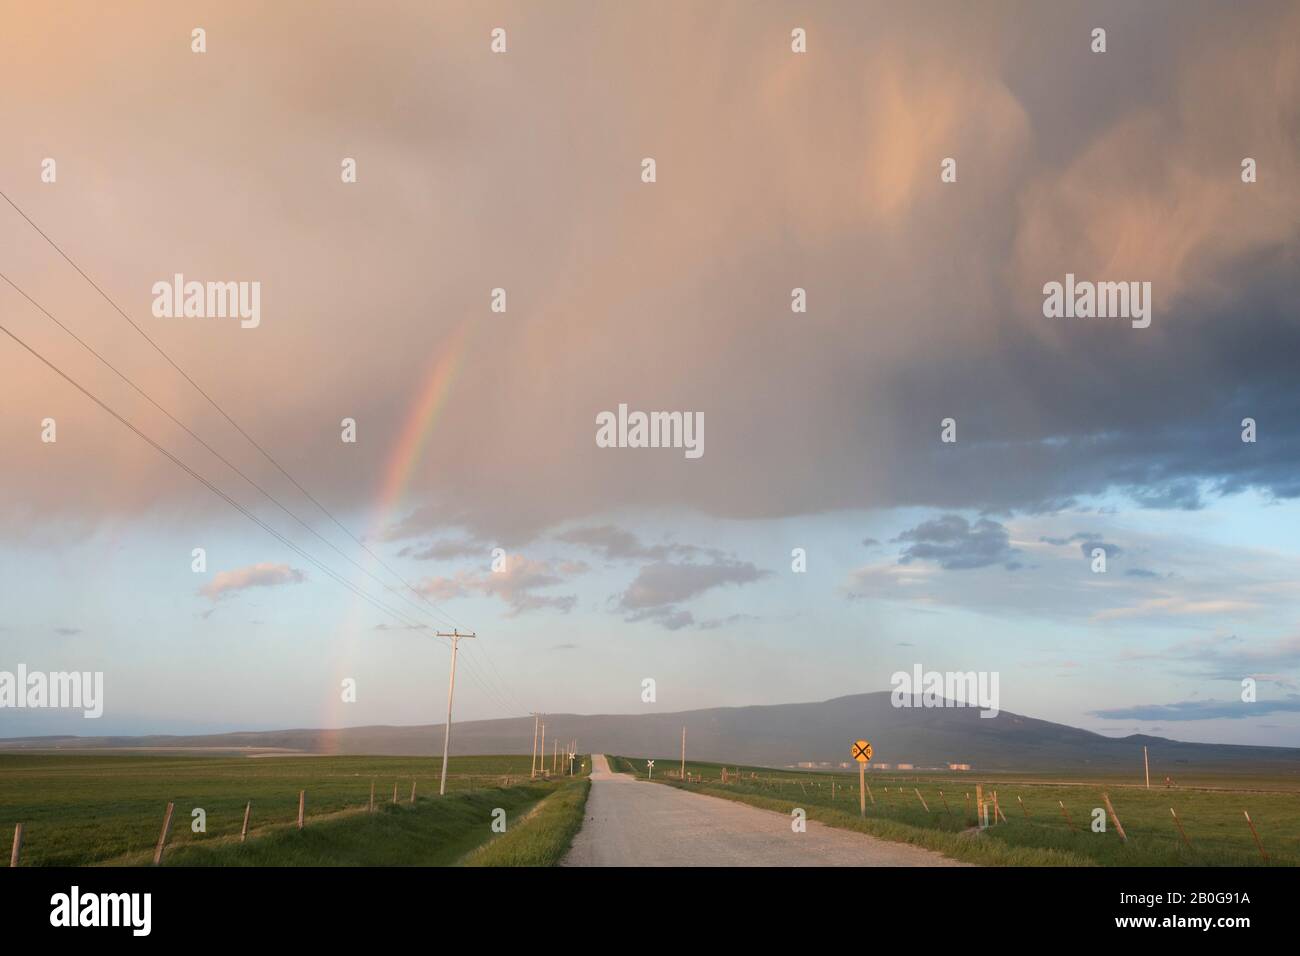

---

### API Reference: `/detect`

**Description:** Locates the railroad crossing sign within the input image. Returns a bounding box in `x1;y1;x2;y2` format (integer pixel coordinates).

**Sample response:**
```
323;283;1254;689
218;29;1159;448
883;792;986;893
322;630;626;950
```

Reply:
851;739;873;819
646;759;655;779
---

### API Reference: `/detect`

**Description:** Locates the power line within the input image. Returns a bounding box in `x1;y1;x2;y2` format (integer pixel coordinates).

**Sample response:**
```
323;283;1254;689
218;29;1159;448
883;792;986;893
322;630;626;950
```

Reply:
0;269;455;631
3;314;526;720
0;189;535;715
0;319;437;634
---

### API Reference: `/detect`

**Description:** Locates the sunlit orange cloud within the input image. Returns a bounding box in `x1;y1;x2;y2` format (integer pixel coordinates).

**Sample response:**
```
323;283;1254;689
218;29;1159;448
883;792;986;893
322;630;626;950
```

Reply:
1;1;1297;546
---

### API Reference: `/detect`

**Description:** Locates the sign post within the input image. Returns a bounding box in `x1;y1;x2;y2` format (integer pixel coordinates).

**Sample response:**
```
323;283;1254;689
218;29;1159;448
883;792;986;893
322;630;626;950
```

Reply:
646;759;655;780
851;739;873;818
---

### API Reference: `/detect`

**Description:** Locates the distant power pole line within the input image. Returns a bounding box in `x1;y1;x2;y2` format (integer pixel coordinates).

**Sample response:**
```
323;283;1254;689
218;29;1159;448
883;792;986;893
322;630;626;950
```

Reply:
531;713;541;779
436;630;476;796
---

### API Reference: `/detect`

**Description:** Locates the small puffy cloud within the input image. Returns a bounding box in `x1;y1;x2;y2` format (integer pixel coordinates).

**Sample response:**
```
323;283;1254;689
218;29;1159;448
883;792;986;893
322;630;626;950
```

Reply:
895;515;1019;570
556;525;713;562
619;559;766;610
200;562;305;601
1039;532;1123;559
415;555;580;617
617;558;767;630
398;538;488;561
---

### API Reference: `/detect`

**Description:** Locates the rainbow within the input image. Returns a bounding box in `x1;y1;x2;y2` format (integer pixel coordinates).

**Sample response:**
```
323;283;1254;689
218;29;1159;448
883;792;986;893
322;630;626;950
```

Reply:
320;321;472;741
372;320;472;534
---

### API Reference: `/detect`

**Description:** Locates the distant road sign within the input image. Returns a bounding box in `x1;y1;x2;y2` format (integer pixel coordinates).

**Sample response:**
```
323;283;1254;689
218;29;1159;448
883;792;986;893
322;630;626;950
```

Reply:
852;740;873;763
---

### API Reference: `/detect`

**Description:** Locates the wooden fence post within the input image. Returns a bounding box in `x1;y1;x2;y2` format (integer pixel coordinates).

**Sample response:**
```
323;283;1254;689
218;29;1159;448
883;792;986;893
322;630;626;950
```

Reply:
240;801;251;843
10;823;22;868
1243;810;1268;861
1169;807;1191;848
1059;799;1077;831
297;790;306;830
410;781;417;804
369;781;375;813
392;783;398;804
1017;795;1029;818
1102;792;1127;842
152;802;175;866
938;790;951;814
914;788;930;812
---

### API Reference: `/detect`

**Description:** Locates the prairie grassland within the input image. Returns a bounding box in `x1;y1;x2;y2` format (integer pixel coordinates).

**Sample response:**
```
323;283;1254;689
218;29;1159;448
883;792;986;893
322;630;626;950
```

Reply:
608;756;1300;866
0;752;586;866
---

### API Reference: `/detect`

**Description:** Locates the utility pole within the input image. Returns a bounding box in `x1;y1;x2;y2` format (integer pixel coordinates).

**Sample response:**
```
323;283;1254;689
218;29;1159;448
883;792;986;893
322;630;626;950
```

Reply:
436;629;476;796
681;726;686;781
553;739;558;773
1144;745;1150;790
531;713;540;779
539;719;545;776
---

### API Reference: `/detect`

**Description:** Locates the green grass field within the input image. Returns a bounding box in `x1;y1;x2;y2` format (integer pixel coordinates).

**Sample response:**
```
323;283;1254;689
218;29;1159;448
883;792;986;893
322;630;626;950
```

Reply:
609;756;1300;867
0;752;589;866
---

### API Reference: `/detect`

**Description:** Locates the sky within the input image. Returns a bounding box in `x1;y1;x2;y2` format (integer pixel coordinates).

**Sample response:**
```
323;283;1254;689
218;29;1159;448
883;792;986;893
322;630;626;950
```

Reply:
1;1;1298;747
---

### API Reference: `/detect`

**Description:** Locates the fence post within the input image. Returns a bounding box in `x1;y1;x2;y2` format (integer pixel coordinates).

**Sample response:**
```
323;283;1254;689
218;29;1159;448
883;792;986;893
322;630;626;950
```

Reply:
152;802;175;865
1059;799;1077;831
10;823;22;867
1102;792;1127;842
1169;807;1191;848
298;790;306;830
410;781;417;804
1243;810;1268;861
369;781;375;813
241;801;251;843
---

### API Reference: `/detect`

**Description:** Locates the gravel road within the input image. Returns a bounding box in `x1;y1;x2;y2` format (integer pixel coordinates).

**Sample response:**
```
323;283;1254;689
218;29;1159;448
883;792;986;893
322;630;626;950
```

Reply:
562;755;971;867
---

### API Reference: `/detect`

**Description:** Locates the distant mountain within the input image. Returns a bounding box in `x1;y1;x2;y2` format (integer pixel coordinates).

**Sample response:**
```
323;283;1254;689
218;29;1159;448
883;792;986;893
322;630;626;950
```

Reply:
3;692;1298;773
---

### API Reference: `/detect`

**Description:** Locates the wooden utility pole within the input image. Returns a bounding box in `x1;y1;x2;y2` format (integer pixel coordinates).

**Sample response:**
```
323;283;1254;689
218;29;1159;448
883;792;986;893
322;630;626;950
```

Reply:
531;713;540;779
539;719;545;777
436;630;476;796
681;726;686;782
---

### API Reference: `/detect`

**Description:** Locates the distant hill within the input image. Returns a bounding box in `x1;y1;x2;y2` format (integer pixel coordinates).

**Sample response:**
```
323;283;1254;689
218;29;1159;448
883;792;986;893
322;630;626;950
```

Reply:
3;692;1298;773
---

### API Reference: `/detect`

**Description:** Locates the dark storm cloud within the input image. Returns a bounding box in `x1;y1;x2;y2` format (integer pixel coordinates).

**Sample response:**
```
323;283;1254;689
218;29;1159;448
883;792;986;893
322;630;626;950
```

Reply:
2;1;1298;542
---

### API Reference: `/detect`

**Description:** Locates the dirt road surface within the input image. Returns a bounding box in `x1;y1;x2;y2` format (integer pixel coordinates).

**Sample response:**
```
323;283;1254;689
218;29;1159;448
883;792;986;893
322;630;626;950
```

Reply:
563;755;971;867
